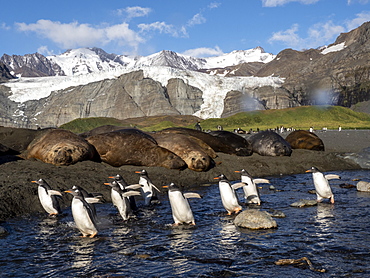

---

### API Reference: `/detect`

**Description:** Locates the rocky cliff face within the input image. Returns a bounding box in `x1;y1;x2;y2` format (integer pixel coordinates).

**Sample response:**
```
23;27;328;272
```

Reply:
1;70;204;128
255;21;370;108
0;62;15;83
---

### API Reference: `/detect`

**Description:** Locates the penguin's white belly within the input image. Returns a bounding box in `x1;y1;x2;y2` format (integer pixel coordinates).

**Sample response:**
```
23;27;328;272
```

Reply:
313;174;333;198
111;191;130;220
169;192;194;224
140;180;153;205
71;199;97;235
241;180;260;204
219;185;240;212
38;187;57;214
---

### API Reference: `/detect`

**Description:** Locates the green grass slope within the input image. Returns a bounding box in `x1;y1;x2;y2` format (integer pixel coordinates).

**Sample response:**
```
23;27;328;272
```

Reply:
60;106;370;133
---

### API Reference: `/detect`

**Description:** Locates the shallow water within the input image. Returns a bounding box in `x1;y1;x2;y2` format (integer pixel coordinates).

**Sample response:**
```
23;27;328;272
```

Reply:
1;169;370;277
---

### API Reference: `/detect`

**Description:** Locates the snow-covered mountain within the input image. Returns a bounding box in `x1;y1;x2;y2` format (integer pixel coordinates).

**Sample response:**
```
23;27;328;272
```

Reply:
2;46;275;77
1;46;280;120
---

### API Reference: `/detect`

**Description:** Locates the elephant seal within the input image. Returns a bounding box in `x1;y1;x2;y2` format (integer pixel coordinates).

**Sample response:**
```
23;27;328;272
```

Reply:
151;132;216;172
285;130;325;151
208;130;253;156
86;132;186;169
79;125;127;138
158;127;251;156
248;130;292;156
22;129;99;166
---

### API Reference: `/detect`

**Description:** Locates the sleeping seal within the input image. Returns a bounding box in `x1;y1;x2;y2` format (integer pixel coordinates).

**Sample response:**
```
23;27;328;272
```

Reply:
208;130;253;156
248;130;292;156
285;130;325;151
86;132;186;169
157;127;251;156
22;129;99;166
151;132;216;172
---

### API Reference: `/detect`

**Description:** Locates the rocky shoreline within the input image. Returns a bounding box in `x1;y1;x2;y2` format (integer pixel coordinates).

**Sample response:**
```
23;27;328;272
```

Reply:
0;129;369;221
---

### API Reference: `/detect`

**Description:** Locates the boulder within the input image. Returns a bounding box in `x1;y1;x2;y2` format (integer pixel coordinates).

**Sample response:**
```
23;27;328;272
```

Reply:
234;209;277;229
356;181;370;192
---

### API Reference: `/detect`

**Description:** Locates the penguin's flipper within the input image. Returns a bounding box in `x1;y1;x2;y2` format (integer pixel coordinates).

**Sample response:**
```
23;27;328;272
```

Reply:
325;174;341;180
253;178;270;184
183;192;202;199
48;190;63;196
231;182;245;190
81;199;98;226
126;184;143;190
150;183;161;192
122;191;142;197
85;197;103;204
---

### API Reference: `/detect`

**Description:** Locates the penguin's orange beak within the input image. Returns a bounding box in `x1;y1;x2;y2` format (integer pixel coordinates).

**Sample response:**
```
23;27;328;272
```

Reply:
104;183;111;185
214;177;220;180
305;169;312;173
234;170;241;173
162;185;169;188
64;190;73;193
135;171;141;174
108;176;114;179
31;181;37;183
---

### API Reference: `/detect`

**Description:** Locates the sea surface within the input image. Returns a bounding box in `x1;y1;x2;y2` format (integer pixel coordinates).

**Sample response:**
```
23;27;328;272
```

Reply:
1;169;370;277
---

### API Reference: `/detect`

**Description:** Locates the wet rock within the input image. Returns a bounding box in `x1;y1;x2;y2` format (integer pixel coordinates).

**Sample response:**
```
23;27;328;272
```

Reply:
234;209;277;229
0;225;8;236
356;181;370;192
290;199;318;207
268;208;286;218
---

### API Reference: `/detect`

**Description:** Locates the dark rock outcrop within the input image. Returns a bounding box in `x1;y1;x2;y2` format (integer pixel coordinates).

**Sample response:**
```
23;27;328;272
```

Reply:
1;52;65;77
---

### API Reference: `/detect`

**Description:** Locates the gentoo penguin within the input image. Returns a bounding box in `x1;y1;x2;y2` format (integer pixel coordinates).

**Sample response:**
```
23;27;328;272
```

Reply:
32;179;62;216
109;174;139;211
214;174;244;215
135;170;161;205
305;167;341;204
234;169;270;205
71;185;103;222
65;187;101;238
104;181;141;221
163;183;202;225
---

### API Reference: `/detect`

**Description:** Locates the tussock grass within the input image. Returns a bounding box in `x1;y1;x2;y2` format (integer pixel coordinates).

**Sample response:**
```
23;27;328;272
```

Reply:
60;106;370;133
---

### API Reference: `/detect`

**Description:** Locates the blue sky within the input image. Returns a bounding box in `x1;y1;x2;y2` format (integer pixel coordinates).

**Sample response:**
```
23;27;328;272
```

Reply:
1;0;370;57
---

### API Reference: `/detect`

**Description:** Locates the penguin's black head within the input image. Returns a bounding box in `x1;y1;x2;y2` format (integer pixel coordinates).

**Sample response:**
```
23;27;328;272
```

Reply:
235;169;251;177
214;174;228;181
306;166;319;173
135;169;147;176
109;174;122;181
163;182;181;191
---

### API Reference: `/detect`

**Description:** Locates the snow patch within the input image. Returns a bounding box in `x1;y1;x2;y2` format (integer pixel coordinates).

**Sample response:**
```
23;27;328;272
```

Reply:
321;42;346;54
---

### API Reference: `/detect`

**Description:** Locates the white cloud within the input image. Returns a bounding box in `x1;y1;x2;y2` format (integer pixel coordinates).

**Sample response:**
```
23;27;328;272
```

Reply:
208;2;221;9
262;0;319;7
1;22;11;30
37;45;54;56
187;13;206;27
117;6;152;20
182;46;223;58
16;19;144;52
345;11;370;30
268;24;303;48
269;21;346;50
347;0;370;4
269;11;370;51
138;21;184;37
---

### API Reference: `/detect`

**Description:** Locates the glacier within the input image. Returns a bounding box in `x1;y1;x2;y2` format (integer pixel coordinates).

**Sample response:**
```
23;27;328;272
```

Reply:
3;47;283;119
